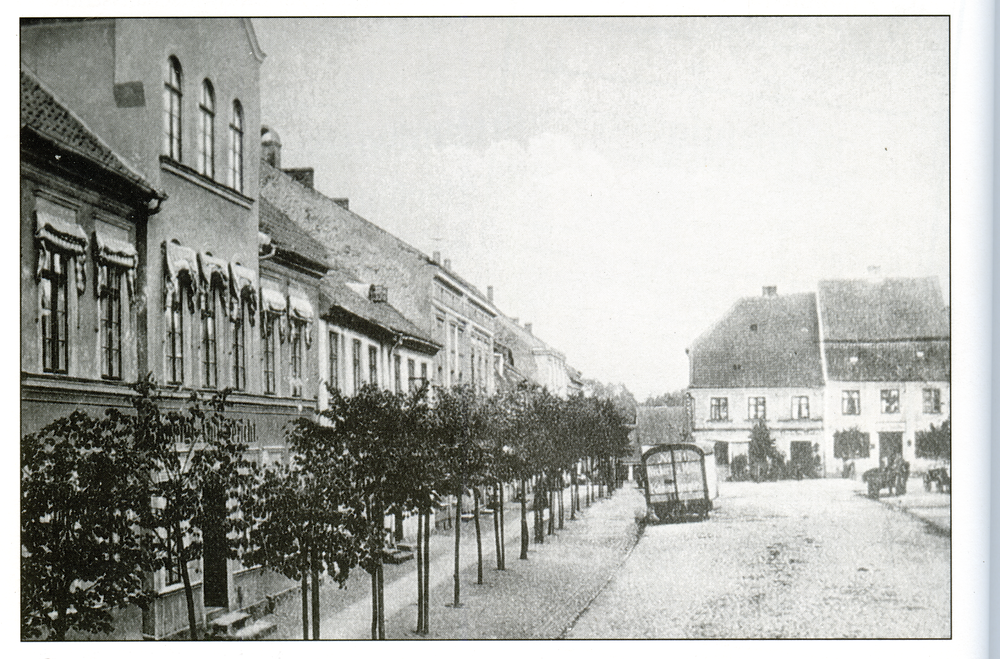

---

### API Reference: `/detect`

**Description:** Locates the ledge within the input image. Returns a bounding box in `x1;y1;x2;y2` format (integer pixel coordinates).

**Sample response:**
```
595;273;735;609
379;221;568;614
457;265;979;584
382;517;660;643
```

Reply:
160;156;255;209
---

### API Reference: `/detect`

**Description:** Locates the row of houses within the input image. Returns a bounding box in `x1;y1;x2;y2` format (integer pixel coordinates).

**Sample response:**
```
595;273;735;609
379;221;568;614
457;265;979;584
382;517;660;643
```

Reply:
20;18;580;639
686;279;950;477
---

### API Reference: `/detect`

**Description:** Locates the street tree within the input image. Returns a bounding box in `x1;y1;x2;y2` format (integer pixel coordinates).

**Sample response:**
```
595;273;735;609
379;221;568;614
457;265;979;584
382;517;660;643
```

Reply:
21;409;152;641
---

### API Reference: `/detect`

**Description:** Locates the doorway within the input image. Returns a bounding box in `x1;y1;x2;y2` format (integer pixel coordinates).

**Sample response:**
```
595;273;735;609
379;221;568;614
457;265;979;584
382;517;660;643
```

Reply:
878;432;903;467
202;483;229;609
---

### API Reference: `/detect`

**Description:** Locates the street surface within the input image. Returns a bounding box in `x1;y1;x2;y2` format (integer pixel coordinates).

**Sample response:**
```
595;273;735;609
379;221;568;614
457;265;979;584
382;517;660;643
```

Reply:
269;478;949;639
568;479;950;639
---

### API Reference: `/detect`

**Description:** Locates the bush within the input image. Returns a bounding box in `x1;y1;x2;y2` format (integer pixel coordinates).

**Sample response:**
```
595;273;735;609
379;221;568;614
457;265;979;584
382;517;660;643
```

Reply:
730;454;749;481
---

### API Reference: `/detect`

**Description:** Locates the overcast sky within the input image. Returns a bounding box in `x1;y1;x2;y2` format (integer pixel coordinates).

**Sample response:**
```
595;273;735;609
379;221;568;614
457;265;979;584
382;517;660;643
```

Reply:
254;17;949;399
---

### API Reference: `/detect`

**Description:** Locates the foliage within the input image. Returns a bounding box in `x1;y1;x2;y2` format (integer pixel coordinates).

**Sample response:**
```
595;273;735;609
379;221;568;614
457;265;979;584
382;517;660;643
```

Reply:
21;409;153;640
642;390;687;407
748;420;784;482
915;419;950;461
833;426;870;460
729;454;749;481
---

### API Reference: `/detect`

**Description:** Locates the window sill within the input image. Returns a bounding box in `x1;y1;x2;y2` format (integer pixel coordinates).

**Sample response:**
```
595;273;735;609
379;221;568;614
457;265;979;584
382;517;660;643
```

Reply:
160;156;254;209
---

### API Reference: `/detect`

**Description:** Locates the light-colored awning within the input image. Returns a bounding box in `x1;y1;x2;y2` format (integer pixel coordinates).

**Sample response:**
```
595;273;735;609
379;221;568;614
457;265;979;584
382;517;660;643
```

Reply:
94;231;137;269
289;294;314;321
164;240;199;297
198;252;230;291
261;286;287;314
36;212;88;255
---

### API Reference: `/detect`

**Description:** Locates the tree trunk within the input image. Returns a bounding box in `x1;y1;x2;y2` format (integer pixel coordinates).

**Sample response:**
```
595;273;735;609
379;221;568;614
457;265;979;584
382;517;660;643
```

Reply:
311;546;320;640
533;481;545;543
558;482;564;529
520;479;529;560
453;487;462;608
423;511;430;633
493;483;502;570
176;521;199;641
474;486;483;584
570;477;577;520
416;505;424;634
377;562;385;639
370;567;378;640
302;569;310;641
498;482;506;569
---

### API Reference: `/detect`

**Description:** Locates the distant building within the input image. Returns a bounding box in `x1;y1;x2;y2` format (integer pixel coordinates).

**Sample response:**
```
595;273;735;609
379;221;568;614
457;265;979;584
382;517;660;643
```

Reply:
492;315;569;397
630;406;693;481
817;277;950;474
687;287;825;475
687;279;950;478
318;269;440;405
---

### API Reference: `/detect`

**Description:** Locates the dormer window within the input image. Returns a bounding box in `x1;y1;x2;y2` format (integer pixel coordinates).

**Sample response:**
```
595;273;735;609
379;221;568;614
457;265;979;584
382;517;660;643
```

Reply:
749;324;757;332
849;355;859;364
916;350;925;359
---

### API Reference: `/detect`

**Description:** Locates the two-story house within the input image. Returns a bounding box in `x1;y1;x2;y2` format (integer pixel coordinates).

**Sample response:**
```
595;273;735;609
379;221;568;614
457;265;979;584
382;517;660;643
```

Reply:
817;277;951;475
687;287;826;476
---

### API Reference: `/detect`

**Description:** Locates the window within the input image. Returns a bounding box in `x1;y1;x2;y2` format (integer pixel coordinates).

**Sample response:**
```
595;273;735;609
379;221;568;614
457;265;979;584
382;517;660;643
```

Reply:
449;322;457;384
842;390;860;415
328;331;339;392
408;358;416;392
710;397;728;421
394;354;401;393
40;250;70;373
748;397;766;420
232;301;246;391
100;268;123;379
791;396;810;420
470;346;475;386
262;315;276;394
922;388;942;414
228;100;244;192
369;345;379;387
880;389;900;414
352;340;362;392
198;80;215;178
290;321;304;396
166;290;184;384
457;326;465;382
164;525;182;586
201;290;218;388
163;57;182;160
420;363;428;388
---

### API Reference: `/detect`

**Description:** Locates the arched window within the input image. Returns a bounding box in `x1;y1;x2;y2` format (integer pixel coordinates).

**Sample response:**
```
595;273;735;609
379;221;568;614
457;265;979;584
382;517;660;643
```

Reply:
229;100;244;192
163;57;182;160
199;79;215;178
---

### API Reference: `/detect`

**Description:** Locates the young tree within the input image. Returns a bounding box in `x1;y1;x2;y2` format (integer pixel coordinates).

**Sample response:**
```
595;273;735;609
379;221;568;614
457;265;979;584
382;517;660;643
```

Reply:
748;419;783;482
21;410;153;640
833;426;870;477
133;379;255;641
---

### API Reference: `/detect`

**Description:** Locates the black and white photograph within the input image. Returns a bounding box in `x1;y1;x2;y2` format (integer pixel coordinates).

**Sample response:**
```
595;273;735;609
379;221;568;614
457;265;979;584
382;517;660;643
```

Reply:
17;7;990;653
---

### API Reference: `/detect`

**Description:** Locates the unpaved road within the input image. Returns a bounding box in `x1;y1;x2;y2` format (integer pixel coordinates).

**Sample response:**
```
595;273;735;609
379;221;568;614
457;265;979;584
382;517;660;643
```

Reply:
568;479;950;639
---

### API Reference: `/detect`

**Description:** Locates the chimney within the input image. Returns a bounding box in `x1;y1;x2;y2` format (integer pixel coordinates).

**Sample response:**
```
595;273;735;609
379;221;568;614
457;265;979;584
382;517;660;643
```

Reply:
333;198;349;211
369;284;388;303
487;285;494;303
443;258;451;270
432;251;441;264
762;286;777;297
283;167;314;189
524;323;533;335
261;125;282;169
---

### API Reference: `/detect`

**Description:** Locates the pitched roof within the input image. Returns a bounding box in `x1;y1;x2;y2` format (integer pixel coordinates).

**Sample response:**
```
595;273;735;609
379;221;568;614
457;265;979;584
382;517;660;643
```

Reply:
817;277;949;341
824;340;950;382
20;66;160;197
320;270;439;352
689;292;823;389
259;197;329;273
636;406;691;446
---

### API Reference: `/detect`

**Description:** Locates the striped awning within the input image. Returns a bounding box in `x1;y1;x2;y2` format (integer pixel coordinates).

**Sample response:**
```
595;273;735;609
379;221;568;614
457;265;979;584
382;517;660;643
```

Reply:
261;286;287;314
36;212;87;255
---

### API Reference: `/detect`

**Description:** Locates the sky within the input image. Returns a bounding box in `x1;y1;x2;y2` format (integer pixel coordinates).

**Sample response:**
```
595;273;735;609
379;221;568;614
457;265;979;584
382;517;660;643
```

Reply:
253;17;950;400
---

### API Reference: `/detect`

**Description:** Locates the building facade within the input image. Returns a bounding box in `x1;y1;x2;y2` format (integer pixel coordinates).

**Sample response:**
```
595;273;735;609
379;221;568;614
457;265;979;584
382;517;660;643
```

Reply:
817;278;951;475
257;138;499;395
21;18;319;639
687;288;826;475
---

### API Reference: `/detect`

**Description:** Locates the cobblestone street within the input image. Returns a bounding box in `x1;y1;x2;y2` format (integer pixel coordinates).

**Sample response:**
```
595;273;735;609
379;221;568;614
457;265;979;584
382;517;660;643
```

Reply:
569;479;950;639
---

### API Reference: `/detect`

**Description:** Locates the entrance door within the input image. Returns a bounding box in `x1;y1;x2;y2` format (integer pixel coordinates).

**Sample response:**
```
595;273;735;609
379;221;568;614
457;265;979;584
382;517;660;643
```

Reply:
790;441;812;473
878;432;903;467
202;484;229;608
